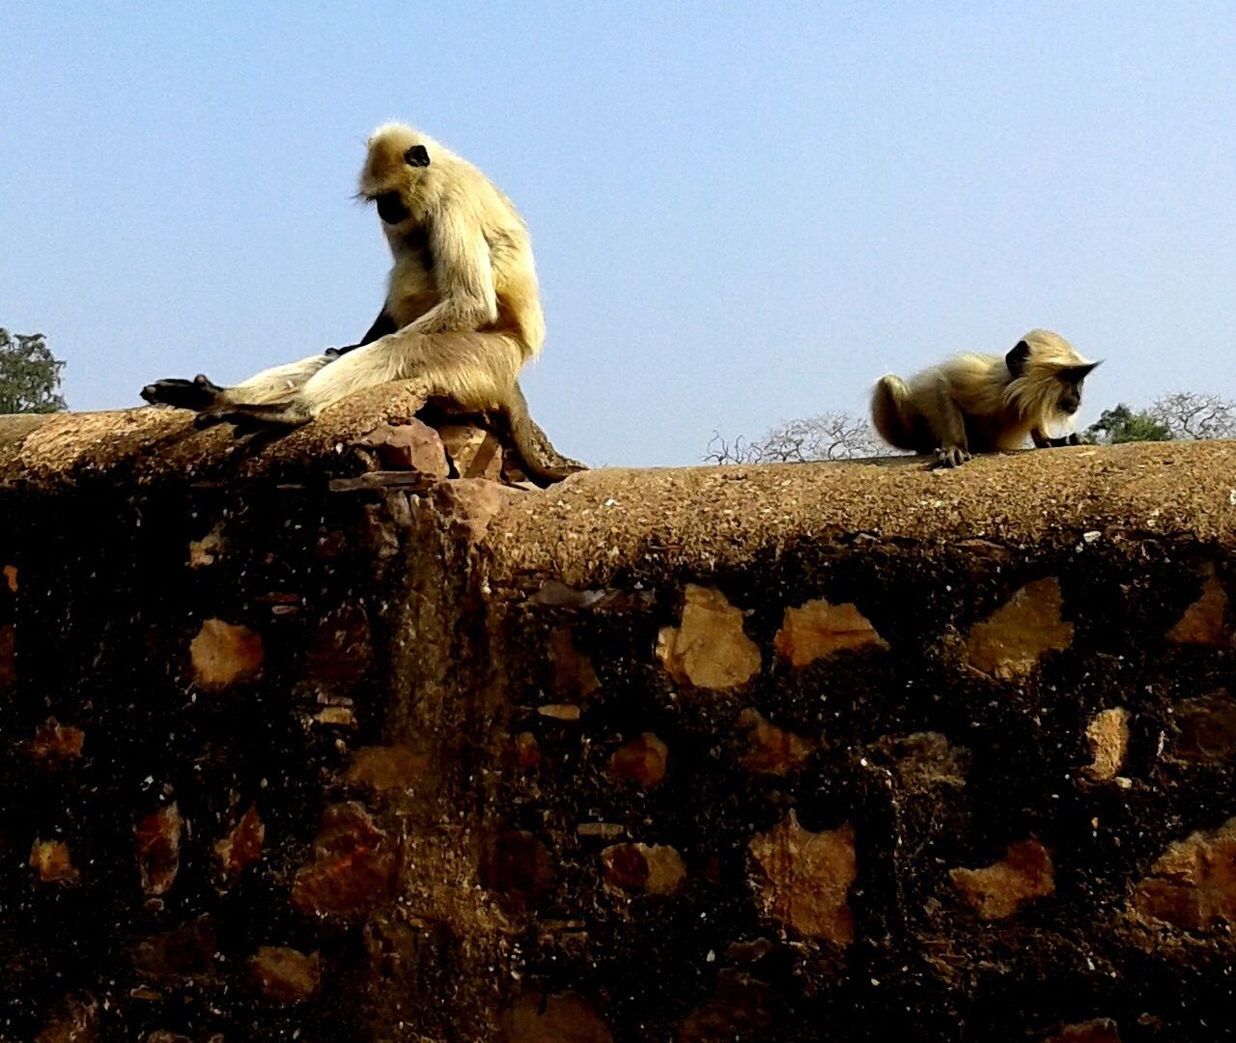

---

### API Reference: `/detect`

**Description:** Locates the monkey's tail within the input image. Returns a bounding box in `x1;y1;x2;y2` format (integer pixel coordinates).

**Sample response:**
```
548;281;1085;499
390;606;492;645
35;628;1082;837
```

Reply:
870;375;918;451
504;382;588;487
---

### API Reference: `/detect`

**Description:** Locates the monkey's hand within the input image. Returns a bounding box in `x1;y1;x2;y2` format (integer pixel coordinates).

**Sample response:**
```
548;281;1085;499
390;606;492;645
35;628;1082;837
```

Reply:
141;374;225;412
934;446;971;468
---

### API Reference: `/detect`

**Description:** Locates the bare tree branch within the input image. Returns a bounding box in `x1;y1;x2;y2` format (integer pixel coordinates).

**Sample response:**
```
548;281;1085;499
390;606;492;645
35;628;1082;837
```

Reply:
706;412;880;464
1148;392;1236;441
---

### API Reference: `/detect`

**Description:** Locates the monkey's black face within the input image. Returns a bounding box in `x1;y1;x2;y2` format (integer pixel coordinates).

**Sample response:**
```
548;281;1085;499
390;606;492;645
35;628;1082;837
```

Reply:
374;190;411;225
1058;383;1082;414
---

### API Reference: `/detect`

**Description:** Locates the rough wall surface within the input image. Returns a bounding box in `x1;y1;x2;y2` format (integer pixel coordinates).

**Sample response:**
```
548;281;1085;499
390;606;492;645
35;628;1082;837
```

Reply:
2;401;1235;1042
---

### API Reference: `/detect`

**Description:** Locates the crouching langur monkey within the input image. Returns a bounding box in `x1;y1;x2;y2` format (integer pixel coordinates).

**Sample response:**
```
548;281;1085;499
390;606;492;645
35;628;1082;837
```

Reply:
871;329;1100;467
141;123;584;485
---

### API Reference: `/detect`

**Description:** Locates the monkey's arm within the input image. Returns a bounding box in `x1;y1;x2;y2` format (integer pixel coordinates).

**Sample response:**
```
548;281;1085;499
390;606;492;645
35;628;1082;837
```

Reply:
1031;427;1081;449
326;309;398;358
925;379;972;467
392;216;498;334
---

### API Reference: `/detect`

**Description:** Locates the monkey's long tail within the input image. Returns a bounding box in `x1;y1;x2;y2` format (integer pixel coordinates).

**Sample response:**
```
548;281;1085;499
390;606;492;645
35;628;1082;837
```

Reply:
505;382;588;487
870;375;918;451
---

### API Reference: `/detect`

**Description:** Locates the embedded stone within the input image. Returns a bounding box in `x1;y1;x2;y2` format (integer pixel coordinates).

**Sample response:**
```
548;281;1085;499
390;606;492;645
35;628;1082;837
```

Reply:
187;524;224;568
1166;567;1230;646
538;703;582;721
214;804;264;884
1084;707;1130;780
677;969;775;1042
35;993;98;1043
440;423;504;481
773;597;888;667
314;706;356;727
3;563;16;592
1131;816;1236;929
292;802;395;918
738;708;816;776
25;717;85;763
514;731;541;769
0;622;13;690
145;1033;192;1043
965;578;1073;678
601;842;686;895
656;584;761;690
500;991;613;1043
748;811;856;944
430;478;519;543
135;803;183;897
950;839;1055;920
356;418;448;475
189;619;263;690
1171;690;1236;762
550;626;600;700
345;744;430;794
306;604;372;685
479;830;556;906
882;731;969;792
248;946;320;1005
608;732;668;788
131;916;216;980
1046;1019;1121;1043
30;839;81;885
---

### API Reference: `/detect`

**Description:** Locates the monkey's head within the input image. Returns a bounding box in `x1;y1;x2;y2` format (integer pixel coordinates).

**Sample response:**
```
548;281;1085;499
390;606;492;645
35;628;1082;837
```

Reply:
1004;329;1101;423
357;123;438;226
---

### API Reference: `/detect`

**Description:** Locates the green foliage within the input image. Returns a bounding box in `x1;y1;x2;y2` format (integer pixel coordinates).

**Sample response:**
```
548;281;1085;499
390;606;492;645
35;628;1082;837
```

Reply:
1085;403;1172;444
0;328;67;414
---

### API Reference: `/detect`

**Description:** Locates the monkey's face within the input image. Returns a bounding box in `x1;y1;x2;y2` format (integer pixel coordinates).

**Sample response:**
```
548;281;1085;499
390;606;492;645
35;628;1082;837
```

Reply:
1054;363;1098;414
358;123;434;226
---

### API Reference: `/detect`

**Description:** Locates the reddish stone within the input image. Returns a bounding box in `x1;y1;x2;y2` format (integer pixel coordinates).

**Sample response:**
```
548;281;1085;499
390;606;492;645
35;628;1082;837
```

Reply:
0;623;13;690
1167;567;1231;646
550;626;600;700
135;803;183;897
656;585;761;690
678;970;775;1041
608;732;668;788
25;718;85;763
189;619;263;690
1046;1018;1121;1043
514;731;542;770
214;804;265;884
440;423;504;481
480;830;556;906
356;418;448;475
738;709;816;776
1171;690;1236;762
306;604;372;685
2;563;16;593
131;916;216;980
344;745;430;794
950;839;1055;920
30;839;81;885
965;578;1073;679
291;802;395;918
248;945;321;1004
749;812;856;945
1132;816;1236;929
601;843;686;895
35;993;98;1043
500;991;612;1043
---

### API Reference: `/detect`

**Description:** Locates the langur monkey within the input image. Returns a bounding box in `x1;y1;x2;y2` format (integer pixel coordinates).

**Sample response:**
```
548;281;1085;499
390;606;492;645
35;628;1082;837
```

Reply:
141;123;583;485
871;329;1100;467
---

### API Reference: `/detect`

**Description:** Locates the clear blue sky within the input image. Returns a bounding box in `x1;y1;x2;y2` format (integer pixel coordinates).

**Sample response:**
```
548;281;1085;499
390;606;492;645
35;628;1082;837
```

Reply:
3;3;1235;466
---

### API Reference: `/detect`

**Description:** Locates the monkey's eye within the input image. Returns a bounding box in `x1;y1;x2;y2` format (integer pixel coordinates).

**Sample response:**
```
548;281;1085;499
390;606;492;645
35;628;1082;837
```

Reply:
405;144;431;167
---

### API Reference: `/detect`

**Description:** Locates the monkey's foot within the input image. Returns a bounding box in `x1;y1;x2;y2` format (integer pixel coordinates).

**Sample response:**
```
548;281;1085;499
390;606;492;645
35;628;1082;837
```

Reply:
141;374;225;411
934;446;971;468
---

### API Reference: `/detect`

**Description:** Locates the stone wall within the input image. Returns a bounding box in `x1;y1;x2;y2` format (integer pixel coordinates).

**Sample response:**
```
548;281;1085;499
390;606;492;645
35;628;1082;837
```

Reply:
1;398;1234;1041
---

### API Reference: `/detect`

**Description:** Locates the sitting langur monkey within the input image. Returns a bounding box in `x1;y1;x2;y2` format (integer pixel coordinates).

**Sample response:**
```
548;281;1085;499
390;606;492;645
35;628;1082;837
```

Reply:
871;329;1100;467
141;123;584;485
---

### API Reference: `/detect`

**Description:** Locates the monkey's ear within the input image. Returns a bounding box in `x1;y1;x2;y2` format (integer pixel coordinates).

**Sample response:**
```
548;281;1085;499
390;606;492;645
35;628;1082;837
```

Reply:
1006;340;1032;377
1061;360;1101;382
404;144;431;167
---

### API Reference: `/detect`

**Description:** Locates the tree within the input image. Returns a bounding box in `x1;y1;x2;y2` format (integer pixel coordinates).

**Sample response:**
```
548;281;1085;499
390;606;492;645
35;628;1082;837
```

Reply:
0;329;66;414
1085;404;1172;444
706;411;880;464
1147;391;1236;441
